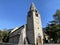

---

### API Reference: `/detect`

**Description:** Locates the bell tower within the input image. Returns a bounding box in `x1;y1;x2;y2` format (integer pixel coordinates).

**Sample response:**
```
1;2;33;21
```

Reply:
26;2;43;44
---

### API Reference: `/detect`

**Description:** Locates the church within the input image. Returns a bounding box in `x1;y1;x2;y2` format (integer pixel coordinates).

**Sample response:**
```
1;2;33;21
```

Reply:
8;3;43;45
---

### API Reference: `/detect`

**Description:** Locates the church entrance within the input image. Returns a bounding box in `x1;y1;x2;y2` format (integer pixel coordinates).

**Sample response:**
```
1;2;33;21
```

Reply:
37;36;42;45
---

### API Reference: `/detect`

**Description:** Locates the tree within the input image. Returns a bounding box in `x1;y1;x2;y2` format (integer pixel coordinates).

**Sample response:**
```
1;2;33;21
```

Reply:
0;30;2;42
2;30;9;42
45;23;58;43
53;10;60;24
44;10;60;43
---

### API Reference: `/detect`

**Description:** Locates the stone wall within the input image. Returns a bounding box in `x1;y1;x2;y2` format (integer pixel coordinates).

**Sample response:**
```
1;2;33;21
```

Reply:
8;25;26;44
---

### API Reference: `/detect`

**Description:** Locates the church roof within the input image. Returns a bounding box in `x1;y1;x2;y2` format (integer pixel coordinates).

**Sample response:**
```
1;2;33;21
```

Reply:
10;25;25;33
11;27;19;33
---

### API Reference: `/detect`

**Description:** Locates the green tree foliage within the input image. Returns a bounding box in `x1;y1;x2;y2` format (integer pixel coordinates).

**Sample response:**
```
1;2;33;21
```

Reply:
45;10;60;43
0;30;2;42
53;10;60;24
0;30;9;43
2;30;9;42
45;23;60;43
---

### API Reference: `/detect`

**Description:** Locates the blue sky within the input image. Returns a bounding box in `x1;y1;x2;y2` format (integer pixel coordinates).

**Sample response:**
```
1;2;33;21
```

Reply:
0;0;60;30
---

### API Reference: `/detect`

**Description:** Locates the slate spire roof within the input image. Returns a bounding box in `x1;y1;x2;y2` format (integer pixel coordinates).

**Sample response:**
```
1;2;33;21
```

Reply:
30;2;37;11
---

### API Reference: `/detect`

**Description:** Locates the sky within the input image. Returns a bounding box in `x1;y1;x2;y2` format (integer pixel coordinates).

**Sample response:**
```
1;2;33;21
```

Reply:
0;0;60;30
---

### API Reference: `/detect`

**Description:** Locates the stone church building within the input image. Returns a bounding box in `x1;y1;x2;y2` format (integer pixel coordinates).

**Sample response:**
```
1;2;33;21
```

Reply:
8;3;43;45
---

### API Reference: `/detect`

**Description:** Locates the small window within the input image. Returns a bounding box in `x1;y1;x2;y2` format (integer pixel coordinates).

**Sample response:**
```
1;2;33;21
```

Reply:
35;10;37;13
36;13;38;17
28;14;31;17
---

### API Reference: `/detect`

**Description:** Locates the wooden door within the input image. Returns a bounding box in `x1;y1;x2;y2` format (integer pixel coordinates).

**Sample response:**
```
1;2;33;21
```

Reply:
37;36;42;45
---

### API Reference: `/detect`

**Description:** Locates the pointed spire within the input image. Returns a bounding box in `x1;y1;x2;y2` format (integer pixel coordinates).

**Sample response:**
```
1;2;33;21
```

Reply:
30;2;37;11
